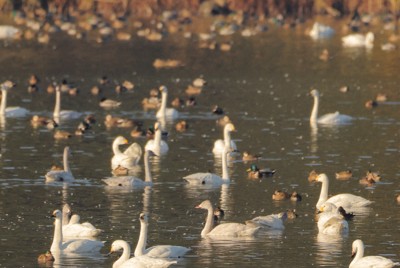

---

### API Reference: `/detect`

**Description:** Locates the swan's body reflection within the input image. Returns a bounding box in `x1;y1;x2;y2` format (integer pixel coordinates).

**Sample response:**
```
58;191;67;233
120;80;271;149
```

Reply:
314;233;346;267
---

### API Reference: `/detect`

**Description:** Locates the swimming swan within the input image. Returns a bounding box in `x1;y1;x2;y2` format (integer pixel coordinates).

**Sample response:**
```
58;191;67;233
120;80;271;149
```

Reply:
104;150;154;187
317;203;349;235
310;89;353;125
0;80;29;117
111;136;142;170
144;122;169;155
50;209;104;254
342;32;374;48
45;147;74;182
183;147;230;185
61;205;103;238
156;85;179;120
53;85;82;121
212;122;237;155
349;239;400;268
315;173;372;211
196;200;260;238
110;240;177;268
134;212;190;258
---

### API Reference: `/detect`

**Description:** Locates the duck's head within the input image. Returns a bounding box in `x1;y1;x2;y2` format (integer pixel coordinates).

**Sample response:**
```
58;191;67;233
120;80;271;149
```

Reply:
247;164;259;172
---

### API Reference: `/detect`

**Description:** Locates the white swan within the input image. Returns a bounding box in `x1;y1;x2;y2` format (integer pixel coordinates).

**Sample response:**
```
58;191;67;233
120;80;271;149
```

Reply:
0;80;29;117
309;22;335;39
183;146;230;185
247;212;287;230
144;122;169;155
315;173;372;211
111;136;142;170
310;89;353;125
50;209;104;254
212;123;237;155
134;212;190;258
110;240;177;268
342;32;374;48
349;239;400;268
104;150;154;187
45;147;74;182
53;85;82;121
195;200;260;238
156;85;179;120
317;203;349;235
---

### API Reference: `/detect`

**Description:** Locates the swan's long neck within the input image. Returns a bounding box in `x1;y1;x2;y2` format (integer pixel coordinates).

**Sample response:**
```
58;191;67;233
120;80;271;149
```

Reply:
317;176;329;208
63;148;70;173
51;215;63;252
134;219;148;256
0;89;7;115
62;210;70;226
143;151;152;183
350;242;364;266
154;127;162;149
112;140;122;155
53;90;61;118
221;150;229;182
114;241;131;268
223;128;232;148
159;92;167;116
201;206;215;237
310;95;319;125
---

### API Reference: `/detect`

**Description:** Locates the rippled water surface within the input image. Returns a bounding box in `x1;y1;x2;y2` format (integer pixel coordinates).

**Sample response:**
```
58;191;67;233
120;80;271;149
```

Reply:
0;18;400;267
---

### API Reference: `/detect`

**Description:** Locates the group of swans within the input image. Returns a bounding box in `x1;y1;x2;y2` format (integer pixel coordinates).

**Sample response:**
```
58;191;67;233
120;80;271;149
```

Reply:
50;209;104;254
104;149;155;187
110;212;190;268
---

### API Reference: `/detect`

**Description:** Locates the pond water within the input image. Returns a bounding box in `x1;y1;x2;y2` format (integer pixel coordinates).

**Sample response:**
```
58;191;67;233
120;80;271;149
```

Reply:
0;17;400;267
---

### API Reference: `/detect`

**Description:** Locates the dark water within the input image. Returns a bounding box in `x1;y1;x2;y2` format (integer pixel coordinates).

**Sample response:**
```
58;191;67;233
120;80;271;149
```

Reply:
0;17;400;267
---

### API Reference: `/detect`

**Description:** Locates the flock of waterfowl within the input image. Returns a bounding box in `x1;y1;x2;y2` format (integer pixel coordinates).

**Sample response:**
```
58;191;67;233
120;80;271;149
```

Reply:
0;3;399;267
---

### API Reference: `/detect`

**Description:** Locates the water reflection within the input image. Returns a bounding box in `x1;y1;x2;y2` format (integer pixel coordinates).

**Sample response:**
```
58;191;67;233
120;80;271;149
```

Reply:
314;233;347;267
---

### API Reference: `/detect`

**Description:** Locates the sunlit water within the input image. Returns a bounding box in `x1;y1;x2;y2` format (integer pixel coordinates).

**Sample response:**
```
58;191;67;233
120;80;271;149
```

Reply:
0;18;400;267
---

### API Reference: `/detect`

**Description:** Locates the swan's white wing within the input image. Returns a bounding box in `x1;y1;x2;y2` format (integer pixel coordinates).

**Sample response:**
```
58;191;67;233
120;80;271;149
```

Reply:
326;194;372;211
5;107;29;117
208;223;260;237
212;139;225;154
62;239;104;253
145;245;190;258
318;112;352;125
45;170;74;182
63;223;102;237
123;143;142;160
183;173;222;185
350;256;397;268
120;255;177;268
103;176;146;187
248;214;285;230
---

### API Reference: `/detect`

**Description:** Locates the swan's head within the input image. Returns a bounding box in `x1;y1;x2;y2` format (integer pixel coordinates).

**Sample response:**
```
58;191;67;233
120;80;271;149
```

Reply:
310;89;320;98
1;80;16;90
110;240;126;253
139;212;149;223
225;123;236;132
114;136;128;145
351;239;364;257
195;200;213;210
316;173;328;183
159;85;168;93
52;209;62;219
64;146;71;155
318;202;338;213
